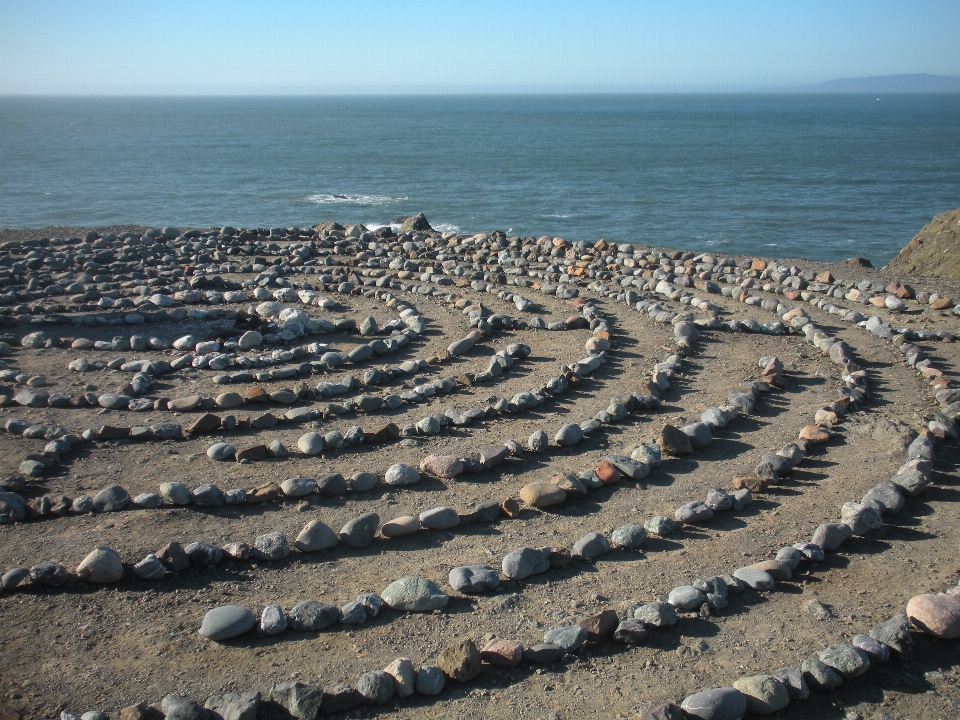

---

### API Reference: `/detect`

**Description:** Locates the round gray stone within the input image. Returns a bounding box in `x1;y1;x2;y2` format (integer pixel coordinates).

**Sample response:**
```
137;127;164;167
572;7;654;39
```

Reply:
356;671;394;705
668;585;705;611
381;576;449;612
340;513;380;548
819;643;871;678
384;463;420;486
543;625;587;652
199;605;256;640
680;686;748;720
448;565;500;594
260;604;287;635
611;524;647;549
415;665;446;696
287;600;339;631
572;532;610;559
501;547;550;579
252;531;289;561
633;602;677;627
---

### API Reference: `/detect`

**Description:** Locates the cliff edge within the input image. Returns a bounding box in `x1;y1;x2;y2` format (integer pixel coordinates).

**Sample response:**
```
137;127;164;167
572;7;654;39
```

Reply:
884;207;960;280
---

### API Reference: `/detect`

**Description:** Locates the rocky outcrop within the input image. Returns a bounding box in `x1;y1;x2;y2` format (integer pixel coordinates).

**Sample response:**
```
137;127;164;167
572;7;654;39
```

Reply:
885;207;960;280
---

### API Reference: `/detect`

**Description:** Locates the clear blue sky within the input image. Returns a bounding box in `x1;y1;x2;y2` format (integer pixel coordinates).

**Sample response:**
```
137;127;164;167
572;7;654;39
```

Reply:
1;0;958;94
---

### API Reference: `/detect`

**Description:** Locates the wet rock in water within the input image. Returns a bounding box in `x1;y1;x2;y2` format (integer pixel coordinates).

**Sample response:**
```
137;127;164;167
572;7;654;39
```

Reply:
381;576;448;611
679;687;748;720
287;600;339;631
448;565;500;594
199;605;256;641
502;547;550;579
436;639;481;682
76;546;124;583
906;593;960;639
732;675;790;714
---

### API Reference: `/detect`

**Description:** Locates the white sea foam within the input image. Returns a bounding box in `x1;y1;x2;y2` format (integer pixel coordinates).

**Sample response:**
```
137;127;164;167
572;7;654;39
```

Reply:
543;212;574;219
305;193;407;206
432;223;460;233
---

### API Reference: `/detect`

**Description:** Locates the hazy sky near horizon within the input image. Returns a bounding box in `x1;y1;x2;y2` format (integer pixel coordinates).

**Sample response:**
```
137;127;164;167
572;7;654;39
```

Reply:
2;0;959;94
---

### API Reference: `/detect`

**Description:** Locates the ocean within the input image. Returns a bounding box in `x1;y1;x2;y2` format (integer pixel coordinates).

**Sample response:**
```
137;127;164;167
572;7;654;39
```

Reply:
1;94;959;266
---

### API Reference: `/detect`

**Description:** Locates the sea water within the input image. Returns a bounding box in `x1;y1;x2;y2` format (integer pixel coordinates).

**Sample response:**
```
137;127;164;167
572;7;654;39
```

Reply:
1;94;959;265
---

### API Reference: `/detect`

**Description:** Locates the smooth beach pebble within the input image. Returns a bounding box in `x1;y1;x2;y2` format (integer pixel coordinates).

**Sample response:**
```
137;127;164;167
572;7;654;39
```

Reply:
199;606;256;641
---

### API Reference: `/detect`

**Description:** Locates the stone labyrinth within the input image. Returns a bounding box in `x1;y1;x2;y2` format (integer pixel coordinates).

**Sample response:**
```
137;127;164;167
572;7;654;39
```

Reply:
1;217;960;720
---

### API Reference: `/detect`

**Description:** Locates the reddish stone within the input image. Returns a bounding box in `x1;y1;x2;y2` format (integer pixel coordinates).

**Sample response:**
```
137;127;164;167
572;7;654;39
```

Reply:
481;637;523;666
594;461;622;484
499;497;522;518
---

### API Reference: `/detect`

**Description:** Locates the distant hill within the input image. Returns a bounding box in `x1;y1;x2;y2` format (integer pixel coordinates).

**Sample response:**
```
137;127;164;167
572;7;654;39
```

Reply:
790;73;960;93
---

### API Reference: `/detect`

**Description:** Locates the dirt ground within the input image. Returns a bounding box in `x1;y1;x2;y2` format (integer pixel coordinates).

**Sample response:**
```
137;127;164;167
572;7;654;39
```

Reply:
1;228;960;720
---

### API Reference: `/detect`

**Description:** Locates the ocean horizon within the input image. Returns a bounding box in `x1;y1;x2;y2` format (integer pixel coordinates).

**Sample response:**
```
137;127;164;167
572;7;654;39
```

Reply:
2;93;959;266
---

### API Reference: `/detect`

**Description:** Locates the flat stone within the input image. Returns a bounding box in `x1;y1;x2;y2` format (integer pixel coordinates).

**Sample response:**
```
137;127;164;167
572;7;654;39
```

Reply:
543;625;588;651
572;532;610;559
799;425;830;444
613;618;648;644
381;515;420;538
199;605;256;641
668;585;704;611
680;687;748;720
280;477;317;497
518;482;566;508
481;637;523;666
811;522;853;550
436;639;481;682
418;454;463;478
501;547;550;579
732;675;789;714
419;506;460;530
449;565;500;594
381;576;448;611
675;501;713;524
733;567;775;591
522;643;566;664
852;634;891;662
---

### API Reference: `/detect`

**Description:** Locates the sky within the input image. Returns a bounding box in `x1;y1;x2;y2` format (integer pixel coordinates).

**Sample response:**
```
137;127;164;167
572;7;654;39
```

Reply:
1;0;959;94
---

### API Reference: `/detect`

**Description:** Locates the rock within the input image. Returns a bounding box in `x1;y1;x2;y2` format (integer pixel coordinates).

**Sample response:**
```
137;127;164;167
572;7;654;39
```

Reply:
659;424;693;455
297;432;324;455
92;485;130;513
668;585;704;611
348;471;378;492
192;484;224;507
522;643;566;663
436;639;481;682
679;687;748;720
419;506;459;530
554;423;583;446
771;666;809;700
704;488;732;512
280;477;317;497
906;593;960;639
811;522;853;550
852;634;890;663
480;637;524;666
133;492;162;509
611;523;647;549
634;602;677;627
30;561;68;586
747;559;791;581
381;576;448;611
543;625;588;651
294;520;338;552
578;609;619;642
418;455;463;478
238;331;263;349
1;567;30;590
356;671;393;705
339;601;367;624
800;658;843;691
381;515;420;538
0;491;27;522
799;425;830;444
644;515;675;536
449;565;499;594
572;532;610;559
383;657;416;698
270;680;324;720
203;691;260;720
161;695;209;720
320;684;363;714
840;501;883;535
199;606;256;641
502;547;550;579
287;600;339;631
76;546;124;583
252;531;289;561
519;482;566;508
259;604;287;635
340;513;380;548
613;618;648;644
159;481;191;505
384;463;420;485
733;567;775;591
861;481;905;515
206;443;235;461
675;501;713;524
156;542;190;572
732;675;790;714
804;599;835;621
415;665;446;696
185;541;223;566
527;429;548;452
638;703;684;720
315;473;346;496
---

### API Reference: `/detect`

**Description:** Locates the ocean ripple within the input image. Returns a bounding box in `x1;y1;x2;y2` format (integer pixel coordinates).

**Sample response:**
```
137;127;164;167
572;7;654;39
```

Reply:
305;193;407;205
